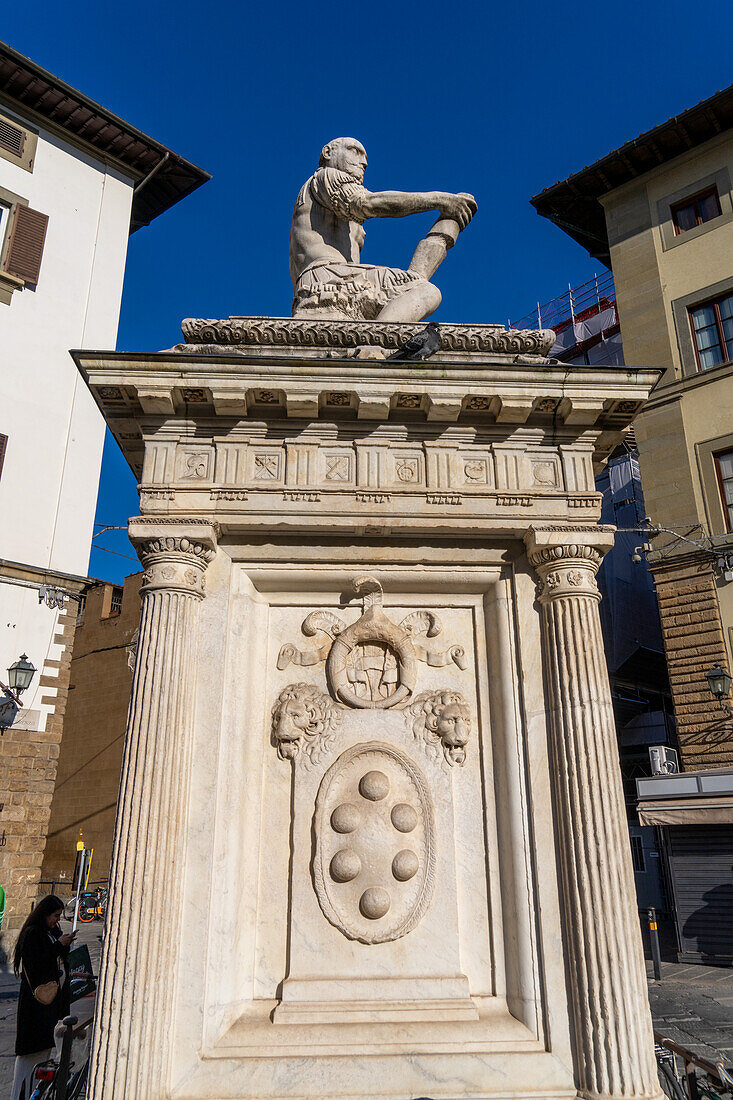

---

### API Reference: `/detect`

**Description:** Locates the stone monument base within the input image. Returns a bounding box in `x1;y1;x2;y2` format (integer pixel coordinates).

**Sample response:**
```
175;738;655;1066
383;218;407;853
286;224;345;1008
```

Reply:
75;319;663;1100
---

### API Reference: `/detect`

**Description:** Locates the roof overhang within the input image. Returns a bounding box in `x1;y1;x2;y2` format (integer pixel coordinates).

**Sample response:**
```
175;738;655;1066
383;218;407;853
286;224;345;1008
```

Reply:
0;40;210;231
531;82;733;265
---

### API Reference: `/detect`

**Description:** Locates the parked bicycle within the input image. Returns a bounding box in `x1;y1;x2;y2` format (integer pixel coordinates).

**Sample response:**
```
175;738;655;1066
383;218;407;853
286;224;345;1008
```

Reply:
24;1016;89;1099
656;1033;733;1099
77;887;107;924
62;887;107;924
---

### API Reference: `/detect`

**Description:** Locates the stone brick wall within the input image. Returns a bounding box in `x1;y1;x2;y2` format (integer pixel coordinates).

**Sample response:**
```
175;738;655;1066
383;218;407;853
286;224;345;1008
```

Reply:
0;604;78;936
40;574;140;887
651;551;733;770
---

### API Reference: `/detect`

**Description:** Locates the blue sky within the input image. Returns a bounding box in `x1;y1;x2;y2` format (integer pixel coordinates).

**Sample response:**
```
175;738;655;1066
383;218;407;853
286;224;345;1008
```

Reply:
5;1;733;582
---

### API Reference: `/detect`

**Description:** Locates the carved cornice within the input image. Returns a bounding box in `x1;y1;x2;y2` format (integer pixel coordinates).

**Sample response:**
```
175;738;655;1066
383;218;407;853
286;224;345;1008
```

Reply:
179;316;556;357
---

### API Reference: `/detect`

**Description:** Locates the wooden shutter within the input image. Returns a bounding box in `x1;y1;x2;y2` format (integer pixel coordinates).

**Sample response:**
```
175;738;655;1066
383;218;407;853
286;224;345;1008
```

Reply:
4;205;48;283
0;118;25;158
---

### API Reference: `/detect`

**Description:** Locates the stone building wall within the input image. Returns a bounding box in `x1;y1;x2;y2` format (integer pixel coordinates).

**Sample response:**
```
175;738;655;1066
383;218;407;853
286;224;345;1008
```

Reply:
651;552;732;769
40;575;140;887
0;601;78;937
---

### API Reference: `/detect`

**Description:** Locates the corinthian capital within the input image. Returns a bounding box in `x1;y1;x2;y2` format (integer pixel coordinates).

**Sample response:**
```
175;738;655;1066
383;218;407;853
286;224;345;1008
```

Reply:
524;525;615;602
128;517;218;598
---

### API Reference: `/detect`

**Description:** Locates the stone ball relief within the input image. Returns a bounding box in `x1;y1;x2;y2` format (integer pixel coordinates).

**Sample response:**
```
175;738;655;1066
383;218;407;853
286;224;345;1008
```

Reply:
313;742;436;944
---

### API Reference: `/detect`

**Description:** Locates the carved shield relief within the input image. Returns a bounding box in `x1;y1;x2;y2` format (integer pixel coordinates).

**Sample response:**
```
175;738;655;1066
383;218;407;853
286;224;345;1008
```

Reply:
313;741;436;944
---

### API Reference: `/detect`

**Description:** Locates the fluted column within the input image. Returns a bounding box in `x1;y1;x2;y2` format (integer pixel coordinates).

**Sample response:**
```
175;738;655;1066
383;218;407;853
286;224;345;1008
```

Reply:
89;519;217;1100
525;527;661;1100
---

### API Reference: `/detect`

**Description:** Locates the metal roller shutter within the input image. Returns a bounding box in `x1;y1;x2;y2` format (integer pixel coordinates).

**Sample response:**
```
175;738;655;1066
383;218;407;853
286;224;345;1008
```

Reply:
667;825;733;964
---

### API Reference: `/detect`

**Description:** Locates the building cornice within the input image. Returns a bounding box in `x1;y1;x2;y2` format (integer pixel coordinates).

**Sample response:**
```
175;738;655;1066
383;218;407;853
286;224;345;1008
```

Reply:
0;40;210;231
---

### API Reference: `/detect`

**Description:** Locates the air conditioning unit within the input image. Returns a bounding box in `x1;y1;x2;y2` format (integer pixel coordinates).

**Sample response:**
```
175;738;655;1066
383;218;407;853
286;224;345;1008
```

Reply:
649;745;679;775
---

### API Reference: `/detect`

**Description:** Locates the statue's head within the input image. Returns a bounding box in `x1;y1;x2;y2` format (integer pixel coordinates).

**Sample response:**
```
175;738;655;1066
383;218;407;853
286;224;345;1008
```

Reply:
319;137;367;182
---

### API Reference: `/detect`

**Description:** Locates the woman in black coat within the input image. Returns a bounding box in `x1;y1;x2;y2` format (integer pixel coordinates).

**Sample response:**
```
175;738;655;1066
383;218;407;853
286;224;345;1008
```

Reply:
11;895;75;1100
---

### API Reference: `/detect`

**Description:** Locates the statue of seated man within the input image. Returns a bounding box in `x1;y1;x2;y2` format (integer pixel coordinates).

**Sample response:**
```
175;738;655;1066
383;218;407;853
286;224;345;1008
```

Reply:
289;137;476;324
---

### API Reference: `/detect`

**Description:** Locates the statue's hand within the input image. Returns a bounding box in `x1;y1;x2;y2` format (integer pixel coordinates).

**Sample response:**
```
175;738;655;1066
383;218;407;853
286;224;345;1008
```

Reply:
436;192;477;230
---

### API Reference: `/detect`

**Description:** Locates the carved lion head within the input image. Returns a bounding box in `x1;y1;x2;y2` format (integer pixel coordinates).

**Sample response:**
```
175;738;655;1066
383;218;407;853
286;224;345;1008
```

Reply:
271;683;340;761
410;689;470;766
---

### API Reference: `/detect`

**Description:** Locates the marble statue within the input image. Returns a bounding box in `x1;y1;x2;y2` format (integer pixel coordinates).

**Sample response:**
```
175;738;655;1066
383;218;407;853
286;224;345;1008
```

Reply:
289;137;477;323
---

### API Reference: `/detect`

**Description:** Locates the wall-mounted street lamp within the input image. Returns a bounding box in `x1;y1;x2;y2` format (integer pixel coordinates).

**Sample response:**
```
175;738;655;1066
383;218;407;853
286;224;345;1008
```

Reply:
7;654;36;695
705;663;733;717
0;654;37;734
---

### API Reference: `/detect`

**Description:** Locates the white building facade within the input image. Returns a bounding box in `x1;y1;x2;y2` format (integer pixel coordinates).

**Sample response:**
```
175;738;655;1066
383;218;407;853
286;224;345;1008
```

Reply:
0;40;208;932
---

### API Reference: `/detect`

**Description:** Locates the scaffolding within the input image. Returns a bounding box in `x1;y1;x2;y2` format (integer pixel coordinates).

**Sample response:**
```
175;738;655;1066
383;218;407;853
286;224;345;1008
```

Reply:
510;271;621;365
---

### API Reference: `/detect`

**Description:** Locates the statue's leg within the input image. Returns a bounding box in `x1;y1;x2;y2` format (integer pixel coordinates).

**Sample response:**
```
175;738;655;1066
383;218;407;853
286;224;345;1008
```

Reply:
408;215;461;280
376;281;441;323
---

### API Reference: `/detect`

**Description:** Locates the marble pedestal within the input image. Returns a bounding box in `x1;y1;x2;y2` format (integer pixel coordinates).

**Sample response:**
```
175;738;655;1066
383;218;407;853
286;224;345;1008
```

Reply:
75;319;663;1100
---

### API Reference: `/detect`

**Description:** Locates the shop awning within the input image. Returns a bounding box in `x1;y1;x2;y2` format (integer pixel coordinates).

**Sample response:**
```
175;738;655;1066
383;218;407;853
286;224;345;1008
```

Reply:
638;796;733;825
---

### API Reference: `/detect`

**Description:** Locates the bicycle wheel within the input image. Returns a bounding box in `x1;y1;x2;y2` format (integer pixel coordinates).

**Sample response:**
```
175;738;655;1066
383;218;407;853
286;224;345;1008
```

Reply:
66;1060;88;1099
78;904;95;923
658;1062;686;1100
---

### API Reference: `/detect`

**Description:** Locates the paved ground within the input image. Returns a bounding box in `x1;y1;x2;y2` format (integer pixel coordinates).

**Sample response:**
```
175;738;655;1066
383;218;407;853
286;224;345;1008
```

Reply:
0;920;102;1098
647;957;733;1068
1;920;733;1095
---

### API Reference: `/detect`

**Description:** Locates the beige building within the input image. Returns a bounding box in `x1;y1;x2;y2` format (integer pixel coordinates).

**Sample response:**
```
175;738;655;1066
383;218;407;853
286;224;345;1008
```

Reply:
533;83;733;961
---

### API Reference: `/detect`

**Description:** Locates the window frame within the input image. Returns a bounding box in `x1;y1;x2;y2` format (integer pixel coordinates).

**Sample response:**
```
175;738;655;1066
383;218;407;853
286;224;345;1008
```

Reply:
688;291;733;373
671;185;722;235
714;449;733;534
657;167;733;253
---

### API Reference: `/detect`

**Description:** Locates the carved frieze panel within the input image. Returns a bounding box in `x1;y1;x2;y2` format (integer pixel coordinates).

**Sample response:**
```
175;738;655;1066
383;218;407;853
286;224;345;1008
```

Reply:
462;457;490;485
321;450;354;484
312;741;436;944
528;454;561;489
389;452;424;487
175;447;213;482
251;449;284;483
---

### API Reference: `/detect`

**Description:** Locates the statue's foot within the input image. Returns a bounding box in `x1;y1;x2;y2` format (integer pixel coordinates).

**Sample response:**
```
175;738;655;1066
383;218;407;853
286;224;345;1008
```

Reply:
351;345;388;360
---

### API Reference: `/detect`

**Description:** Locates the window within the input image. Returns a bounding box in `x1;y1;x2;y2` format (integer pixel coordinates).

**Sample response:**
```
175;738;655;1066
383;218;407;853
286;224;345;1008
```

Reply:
0;434;6;481
672;186;722;234
629;834;645;874
0;111;36;173
715;450;733;532
689;292;733;371
3;205;48;284
101;584;123;619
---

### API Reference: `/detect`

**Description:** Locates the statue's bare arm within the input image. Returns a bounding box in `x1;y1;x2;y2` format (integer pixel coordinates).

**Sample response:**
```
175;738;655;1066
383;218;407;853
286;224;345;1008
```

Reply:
360;190;477;230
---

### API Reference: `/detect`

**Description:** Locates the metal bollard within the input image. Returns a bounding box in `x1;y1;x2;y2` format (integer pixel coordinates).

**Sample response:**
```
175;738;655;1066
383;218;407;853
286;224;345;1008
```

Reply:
647;907;662;981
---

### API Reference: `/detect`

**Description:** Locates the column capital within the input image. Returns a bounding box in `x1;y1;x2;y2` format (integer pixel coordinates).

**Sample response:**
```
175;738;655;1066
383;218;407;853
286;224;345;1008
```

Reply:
128;517;218;598
524;525;615;602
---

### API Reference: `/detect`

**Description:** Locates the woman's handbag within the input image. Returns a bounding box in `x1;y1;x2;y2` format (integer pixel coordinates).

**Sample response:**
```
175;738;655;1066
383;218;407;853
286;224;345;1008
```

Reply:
23;965;58;1005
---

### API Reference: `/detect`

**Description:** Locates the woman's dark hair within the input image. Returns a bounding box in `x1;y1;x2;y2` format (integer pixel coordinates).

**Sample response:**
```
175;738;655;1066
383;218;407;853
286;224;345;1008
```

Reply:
12;894;64;975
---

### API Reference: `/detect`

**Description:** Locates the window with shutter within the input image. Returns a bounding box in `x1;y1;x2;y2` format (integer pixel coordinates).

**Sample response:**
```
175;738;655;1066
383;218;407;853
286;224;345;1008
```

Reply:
3;205;48;284
0;118;24;158
0;112;36;172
